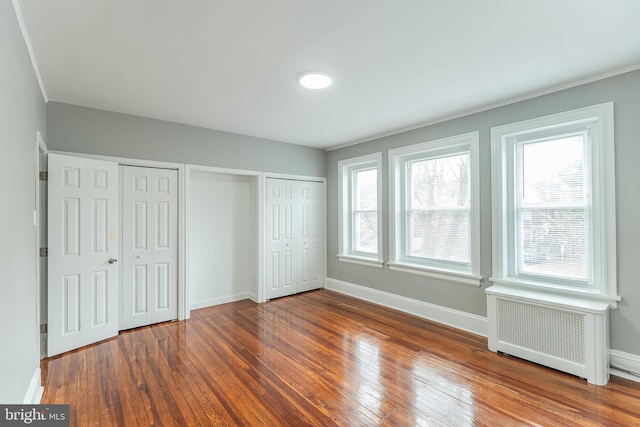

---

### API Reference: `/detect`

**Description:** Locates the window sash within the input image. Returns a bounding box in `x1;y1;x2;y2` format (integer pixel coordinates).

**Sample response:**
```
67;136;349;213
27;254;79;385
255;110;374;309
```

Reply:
353;210;377;254
513;206;592;285
402;150;472;270
350;166;378;255
389;131;481;284
491;103;616;301
508;132;594;286
338;153;382;263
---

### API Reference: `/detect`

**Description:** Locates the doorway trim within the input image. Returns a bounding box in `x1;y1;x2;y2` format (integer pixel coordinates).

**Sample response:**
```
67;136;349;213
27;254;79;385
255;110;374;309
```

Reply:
32;131;47;407
47;151;188;320
185;164;262;317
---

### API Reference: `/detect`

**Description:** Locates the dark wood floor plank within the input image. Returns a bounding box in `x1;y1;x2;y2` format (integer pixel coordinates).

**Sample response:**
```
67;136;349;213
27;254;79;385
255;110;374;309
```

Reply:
41;289;640;426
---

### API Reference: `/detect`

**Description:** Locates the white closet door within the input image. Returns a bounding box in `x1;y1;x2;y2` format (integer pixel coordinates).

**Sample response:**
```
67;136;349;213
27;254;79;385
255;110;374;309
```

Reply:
266;178;296;299
296;181;323;293
48;153;119;357
266;178;324;300
121;166;178;330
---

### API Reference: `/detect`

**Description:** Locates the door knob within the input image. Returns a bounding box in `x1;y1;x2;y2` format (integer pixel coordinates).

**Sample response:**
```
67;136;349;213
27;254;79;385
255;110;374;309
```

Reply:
108;258;118;264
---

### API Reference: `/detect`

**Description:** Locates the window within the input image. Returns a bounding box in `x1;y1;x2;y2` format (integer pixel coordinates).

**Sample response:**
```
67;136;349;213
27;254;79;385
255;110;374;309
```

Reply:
338;153;383;267
491;103;618;303
389;132;481;286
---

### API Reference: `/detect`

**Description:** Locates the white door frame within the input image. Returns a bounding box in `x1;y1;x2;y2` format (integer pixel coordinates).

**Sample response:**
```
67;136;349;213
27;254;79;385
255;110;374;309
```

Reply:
185;164;263;316
48;151;188;321
262;172;326;303
35;131;47;360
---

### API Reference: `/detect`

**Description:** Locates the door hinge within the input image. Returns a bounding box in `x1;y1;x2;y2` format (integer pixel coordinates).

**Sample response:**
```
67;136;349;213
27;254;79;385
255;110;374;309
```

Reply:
39;247;48;257
40;323;47;334
39;171;48;181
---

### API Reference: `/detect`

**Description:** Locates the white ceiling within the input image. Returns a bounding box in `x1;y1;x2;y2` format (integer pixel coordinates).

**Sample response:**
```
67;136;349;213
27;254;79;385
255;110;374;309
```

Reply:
16;0;640;149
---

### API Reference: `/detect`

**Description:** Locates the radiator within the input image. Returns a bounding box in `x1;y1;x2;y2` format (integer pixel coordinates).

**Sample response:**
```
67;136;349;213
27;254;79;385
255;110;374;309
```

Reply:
486;285;610;385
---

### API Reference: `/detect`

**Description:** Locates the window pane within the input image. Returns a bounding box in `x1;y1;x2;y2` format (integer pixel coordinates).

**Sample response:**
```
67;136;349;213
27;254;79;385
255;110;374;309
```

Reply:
355;168;377;210
515;135;591;282
354;211;377;253
408;152;470;264
410;153;469;209
517;136;586;206
518;208;588;280
409;210;470;263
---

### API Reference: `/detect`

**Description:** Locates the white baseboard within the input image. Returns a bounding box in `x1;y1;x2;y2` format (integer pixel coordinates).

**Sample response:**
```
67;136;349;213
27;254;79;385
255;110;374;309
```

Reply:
325;277;488;337
190;293;249;310
325;277;640;383
248;291;258;303
610;349;640;383
23;367;43;404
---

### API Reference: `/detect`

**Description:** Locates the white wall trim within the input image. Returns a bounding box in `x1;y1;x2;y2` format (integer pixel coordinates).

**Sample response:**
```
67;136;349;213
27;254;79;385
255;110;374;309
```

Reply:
326;278;638;383
186;164;262;177
610;349;640;383
337;255;385;268
11;0;48;102
325;63;640;152
34;131;47;362
263;172;326;183
23;368;43;404
190;293;250;311
48;150;183;170
325;277;487;336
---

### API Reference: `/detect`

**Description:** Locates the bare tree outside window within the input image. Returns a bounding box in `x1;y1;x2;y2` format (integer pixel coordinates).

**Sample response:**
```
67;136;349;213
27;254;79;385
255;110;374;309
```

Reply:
516;135;589;281
408;153;470;264
354;168;378;253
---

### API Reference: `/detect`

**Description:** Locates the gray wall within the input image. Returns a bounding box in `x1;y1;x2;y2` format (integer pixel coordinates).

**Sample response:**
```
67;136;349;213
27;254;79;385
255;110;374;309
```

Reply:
1;2;47;402
47;102;326;177
326;69;640;356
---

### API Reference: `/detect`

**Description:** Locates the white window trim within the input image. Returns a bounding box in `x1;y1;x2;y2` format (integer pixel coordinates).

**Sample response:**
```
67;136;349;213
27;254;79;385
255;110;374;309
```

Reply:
337;152;383;268
490;102;619;307
389;132;481;287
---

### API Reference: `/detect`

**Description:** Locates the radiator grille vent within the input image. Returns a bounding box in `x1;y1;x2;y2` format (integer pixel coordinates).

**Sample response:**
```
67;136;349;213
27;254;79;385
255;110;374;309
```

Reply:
497;299;585;364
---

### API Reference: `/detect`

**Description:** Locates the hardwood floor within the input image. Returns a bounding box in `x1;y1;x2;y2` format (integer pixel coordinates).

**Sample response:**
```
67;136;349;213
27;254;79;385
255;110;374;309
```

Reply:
41;289;640;426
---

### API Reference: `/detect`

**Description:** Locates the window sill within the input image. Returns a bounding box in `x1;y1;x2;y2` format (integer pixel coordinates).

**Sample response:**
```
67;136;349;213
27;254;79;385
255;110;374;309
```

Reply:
337;255;385;268
387;262;482;287
488;277;621;309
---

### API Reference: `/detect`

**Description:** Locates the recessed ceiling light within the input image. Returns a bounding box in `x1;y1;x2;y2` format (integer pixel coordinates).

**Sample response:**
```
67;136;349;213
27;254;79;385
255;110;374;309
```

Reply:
298;72;332;90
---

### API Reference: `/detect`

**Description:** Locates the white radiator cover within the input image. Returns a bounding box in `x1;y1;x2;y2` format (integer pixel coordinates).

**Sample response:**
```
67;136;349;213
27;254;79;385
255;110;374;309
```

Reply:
486;285;610;385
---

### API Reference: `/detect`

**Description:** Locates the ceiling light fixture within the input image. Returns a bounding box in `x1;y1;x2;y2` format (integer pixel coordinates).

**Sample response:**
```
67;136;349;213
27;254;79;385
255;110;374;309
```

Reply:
298;72;332;90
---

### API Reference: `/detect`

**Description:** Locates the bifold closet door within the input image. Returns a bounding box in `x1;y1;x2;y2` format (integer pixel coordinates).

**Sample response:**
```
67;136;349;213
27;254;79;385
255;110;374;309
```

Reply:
295;180;323;293
266;178;324;300
121;166;178;330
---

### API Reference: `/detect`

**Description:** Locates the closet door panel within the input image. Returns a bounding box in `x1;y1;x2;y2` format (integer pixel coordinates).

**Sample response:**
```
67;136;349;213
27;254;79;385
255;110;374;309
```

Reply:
296;181;323;292
266;179;296;299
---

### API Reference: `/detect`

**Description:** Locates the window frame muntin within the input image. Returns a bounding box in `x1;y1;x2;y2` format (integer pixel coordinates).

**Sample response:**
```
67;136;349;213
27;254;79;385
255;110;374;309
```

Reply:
389;131;481;286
